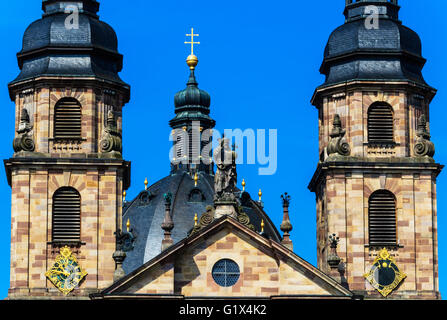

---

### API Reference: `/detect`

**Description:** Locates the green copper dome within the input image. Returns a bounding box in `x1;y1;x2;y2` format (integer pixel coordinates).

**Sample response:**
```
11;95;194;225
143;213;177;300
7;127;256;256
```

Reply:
174;71;211;110
171;70;214;129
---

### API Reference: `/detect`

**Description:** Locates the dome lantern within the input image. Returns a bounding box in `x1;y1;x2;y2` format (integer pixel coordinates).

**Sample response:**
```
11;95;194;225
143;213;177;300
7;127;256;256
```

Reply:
169;29;216;175
42;0;100;18
344;0;400;23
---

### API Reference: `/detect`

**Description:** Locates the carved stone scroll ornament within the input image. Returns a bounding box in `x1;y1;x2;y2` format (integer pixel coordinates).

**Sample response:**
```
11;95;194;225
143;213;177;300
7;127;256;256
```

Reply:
237;206;255;231
13;108;35;153
189;205;254;236
414;114;435;157
327;114;351;158
100;110;122;156
190;206;215;236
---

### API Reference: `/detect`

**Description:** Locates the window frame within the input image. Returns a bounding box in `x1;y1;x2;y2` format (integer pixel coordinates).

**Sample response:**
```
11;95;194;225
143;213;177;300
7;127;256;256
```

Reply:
367;103;395;146
53;98;82;140
368;189;398;247
51;187;82;246
211;259;241;287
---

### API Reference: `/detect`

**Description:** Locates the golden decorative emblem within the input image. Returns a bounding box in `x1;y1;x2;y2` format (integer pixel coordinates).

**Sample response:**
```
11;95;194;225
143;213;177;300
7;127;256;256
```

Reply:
364;248;406;297
45;246;87;295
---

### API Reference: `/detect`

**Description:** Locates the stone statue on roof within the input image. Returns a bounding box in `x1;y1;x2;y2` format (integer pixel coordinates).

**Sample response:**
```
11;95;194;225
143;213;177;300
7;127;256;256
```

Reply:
213;136;237;202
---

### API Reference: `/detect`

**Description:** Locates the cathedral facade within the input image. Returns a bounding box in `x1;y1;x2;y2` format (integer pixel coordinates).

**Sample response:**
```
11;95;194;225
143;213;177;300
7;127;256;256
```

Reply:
4;0;442;300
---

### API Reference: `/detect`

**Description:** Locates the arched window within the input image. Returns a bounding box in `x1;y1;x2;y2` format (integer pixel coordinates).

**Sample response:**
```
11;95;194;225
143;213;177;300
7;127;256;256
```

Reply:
368;190;397;246
52;187;81;243
188;188;205;202
54;98;82;139
367;103;394;144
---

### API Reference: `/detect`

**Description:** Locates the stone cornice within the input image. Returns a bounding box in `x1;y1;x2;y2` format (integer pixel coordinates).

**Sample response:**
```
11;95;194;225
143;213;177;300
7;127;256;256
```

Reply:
311;80;437;107
308;158;444;192
3;157;131;189
8;76;131;103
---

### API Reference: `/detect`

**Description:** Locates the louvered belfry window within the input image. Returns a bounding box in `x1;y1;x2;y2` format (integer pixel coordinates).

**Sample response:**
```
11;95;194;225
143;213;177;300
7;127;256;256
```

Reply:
176;134;183;158
52;187;81;243
368;190;397;246
54;98;82;139
367;104;394;144
188;129;193;161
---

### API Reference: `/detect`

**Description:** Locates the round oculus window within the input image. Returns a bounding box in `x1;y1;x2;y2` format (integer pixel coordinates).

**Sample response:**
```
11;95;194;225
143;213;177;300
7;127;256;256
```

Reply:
212;259;240;287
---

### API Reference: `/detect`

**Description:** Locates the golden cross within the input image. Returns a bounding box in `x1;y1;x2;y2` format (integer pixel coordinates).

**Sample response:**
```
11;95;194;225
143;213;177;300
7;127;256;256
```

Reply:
185;28;200;55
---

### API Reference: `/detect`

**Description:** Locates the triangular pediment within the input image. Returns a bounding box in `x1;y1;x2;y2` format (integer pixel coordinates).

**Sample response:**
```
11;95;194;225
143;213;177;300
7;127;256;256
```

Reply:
95;216;352;299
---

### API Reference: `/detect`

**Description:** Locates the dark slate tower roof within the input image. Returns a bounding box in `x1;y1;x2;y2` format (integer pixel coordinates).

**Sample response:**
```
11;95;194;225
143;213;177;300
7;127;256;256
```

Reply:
11;0;128;91
319;0;429;88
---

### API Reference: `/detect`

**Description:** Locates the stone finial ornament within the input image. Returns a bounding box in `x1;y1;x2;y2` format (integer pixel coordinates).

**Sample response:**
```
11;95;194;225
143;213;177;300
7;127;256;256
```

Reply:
13;108;35;153
164;191;173;205
327;233;341;269
112;245;126;282
280;193;293;250
414;114;435;157
280;193;292;233
327;114;351;158
100;110;122;157
161;192;174;251
113;223;136;282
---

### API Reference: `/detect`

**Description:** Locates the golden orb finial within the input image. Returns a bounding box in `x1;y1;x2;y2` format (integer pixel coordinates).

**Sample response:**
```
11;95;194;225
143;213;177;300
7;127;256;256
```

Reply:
144;177;148;190
261;219;265;233
194;172;199;187
126;218;131;232
186;54;199;70
194;213;198;226
258;189;262;201
242;179;246;192
123;190;126;202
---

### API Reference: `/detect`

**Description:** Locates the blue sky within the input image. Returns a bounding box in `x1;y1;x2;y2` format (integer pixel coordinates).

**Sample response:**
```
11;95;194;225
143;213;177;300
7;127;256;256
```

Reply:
0;0;446;299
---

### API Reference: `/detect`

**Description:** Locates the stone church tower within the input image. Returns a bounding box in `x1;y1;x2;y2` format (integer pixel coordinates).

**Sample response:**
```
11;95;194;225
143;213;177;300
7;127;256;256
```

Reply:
4;0;130;298
309;0;442;299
